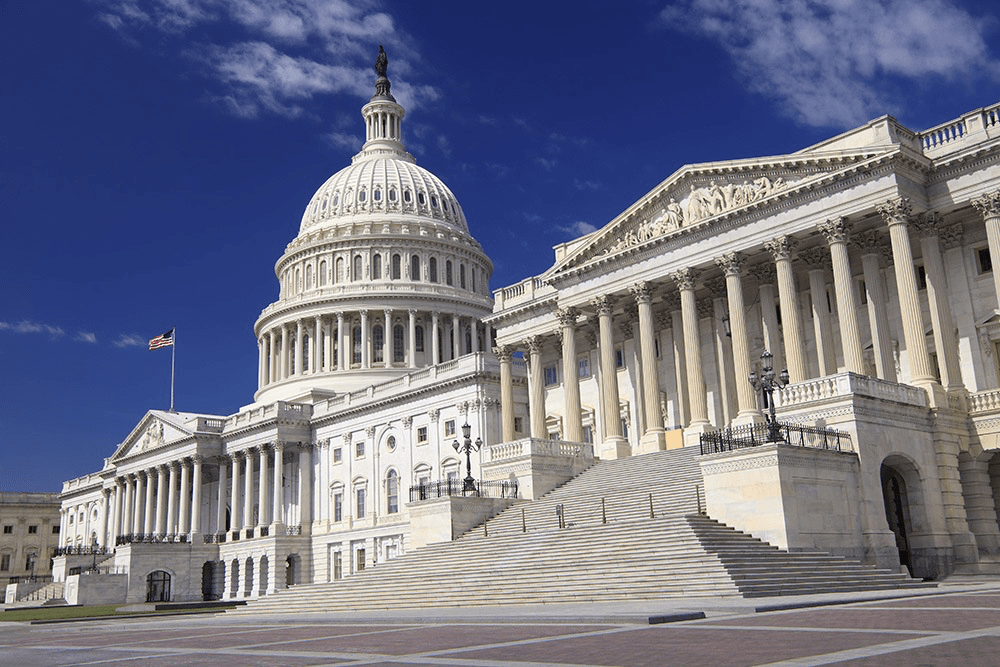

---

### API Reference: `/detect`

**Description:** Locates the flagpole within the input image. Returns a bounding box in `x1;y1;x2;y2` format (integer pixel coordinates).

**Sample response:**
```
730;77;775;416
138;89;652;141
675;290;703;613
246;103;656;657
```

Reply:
170;327;176;413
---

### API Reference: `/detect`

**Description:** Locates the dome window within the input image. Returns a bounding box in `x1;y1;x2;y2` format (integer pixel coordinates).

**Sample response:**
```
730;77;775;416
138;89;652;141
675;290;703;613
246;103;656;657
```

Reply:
333;194;340;207
418;192;426;206
374;188;382;202
359;189;367;203
431;196;438;208
403;190;412;203
389;188;397;202
442;199;448;211
321;199;328;210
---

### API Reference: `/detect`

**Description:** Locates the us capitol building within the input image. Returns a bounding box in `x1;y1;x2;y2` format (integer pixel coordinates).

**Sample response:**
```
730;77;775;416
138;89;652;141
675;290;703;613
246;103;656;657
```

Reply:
39;50;1000;605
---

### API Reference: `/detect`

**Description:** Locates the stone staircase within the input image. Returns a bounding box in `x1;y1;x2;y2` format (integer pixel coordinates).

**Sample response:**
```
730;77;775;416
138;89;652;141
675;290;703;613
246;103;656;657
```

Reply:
232;447;928;614
4;581;66;608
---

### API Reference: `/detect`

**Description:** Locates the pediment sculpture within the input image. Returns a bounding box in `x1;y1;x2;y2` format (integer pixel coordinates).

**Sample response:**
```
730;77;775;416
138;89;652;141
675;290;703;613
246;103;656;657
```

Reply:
140;421;164;451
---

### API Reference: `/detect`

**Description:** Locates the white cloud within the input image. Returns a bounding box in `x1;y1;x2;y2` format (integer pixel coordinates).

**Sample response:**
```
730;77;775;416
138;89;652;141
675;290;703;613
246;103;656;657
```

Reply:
0;320;66;337
327;131;362;151
535;157;557;171
557;221;598;237
658;0;999;127
113;334;148;348
573;179;601;191
75;332;98;344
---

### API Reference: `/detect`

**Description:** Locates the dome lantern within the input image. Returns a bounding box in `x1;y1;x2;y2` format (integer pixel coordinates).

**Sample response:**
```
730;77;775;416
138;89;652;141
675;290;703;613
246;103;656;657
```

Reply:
359;45;408;160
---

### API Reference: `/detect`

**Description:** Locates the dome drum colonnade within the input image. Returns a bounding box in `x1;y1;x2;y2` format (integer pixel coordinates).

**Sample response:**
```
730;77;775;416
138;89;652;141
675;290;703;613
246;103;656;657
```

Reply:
491;191;1000;458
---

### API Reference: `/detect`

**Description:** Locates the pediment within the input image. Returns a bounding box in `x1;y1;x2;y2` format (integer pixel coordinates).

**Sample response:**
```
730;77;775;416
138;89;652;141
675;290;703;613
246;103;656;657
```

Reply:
543;148;897;280
109;411;195;462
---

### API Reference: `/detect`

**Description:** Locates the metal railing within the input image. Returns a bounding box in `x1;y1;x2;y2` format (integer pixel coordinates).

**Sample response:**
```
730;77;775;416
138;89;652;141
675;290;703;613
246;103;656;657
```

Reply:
7;574;53;585
700;420;853;455
54;545;112;556
409;478;519;502
114;533;189;546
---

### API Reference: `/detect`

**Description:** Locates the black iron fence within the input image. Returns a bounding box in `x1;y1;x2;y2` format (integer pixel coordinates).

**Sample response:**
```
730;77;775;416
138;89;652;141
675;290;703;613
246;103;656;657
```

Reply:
7;574;53;585
114;533;189;546
700;420;852;455
409;479;519;502
54;545;112;557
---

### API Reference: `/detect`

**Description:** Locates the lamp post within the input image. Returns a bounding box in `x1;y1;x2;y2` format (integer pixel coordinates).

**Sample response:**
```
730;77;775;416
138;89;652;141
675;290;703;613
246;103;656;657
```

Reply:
748;350;789;442
90;536;99;572
27;553;36;582
452;423;483;493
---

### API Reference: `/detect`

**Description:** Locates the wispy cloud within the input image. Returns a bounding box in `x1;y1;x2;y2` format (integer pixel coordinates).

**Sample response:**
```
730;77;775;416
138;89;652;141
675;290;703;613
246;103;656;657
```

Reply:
573;179;601;191
0;320;96;343
113;334;148;348
534;157;557;171
658;0;999;127
557;221;598;237
93;0;439;119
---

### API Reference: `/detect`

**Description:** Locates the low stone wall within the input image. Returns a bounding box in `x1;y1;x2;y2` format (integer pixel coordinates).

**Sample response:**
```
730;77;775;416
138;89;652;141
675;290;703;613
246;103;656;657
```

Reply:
407;496;514;549
483;438;594;499
64;573;128;606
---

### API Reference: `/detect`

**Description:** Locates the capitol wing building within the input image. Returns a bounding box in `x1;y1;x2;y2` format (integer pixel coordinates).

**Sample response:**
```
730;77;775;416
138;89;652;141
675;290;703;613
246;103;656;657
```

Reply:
46;52;1000;605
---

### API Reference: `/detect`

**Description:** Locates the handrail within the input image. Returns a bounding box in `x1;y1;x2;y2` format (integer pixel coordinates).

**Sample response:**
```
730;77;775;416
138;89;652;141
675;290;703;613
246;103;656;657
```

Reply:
700;420;853;455
409;478;518;502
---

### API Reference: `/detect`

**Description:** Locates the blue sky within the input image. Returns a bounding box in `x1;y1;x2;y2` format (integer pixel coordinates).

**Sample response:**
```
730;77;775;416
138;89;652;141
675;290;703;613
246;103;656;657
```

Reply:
3;0;999;492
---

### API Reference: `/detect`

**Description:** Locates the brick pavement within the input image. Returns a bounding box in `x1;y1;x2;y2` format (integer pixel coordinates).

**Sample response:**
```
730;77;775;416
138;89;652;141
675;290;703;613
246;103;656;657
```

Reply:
1;586;998;666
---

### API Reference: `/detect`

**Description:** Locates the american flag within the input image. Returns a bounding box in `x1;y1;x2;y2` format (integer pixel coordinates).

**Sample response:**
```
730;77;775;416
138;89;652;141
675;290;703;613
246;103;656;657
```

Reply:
148;329;174;350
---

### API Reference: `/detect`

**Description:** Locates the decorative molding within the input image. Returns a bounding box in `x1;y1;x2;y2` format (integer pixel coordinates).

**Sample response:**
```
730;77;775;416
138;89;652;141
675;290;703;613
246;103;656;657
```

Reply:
877;197;912;226
818;217;851;245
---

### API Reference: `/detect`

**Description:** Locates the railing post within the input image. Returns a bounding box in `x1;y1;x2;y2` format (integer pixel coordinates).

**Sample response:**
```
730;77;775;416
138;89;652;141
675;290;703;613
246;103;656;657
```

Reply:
521;508;526;533
601;497;607;525
649;493;655;519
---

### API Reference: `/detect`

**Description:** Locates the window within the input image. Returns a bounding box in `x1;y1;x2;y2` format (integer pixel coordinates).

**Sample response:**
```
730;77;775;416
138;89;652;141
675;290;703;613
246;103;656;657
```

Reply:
578;356;590;378
429;257;438;283
391;254;401;280
460;264;466;289
24;553;36;571
333;447;343;463
431;195;438;208
372;254;382;280
386;435;397;452
52;525;60;534
514;416;524;433
410;254;420;280
356;488;366;518
28;525;37;534
544;365;558;386
333;493;343;522
655;337;661;358
374;188;382;202
373;324;384;363
916;264;927;290
319;260;327;286
358;189;367;202
393;324;405;363
418;192;426;206
417;426;428;444
389;188;397;202
404;189;412;203
978;247;993;274
415;325;425;351
356;547;366;572
352;326;362;365
0;554;9;571
302;333;310;371
621;418;629;439
446;260;453;286
332;551;343;579
2;526;11;534
355;441;365;458
353;255;363;281
444;420;456;437
615;346;624;368
582;425;594;444
386;471;399;514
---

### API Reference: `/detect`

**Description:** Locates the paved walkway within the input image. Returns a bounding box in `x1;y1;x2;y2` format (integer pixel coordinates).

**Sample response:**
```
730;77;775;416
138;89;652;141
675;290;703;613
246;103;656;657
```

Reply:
2;581;998;666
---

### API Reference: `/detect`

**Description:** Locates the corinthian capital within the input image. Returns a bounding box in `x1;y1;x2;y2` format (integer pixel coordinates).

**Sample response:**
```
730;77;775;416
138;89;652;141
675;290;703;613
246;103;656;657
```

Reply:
525;335;545;355
554;306;579;328
818;217;851;244
590;294;617;316
764;235;796;261
669;268;697;291
911;211;942;239
629;281;653;304
798;246;830;271
877;197;912;226
972;190;1000;220
714;251;743;277
493;344;514;362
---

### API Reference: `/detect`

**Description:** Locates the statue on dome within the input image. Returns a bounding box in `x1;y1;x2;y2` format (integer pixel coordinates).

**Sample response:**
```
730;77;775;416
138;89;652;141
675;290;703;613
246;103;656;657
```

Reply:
375;45;388;78
373;45;394;100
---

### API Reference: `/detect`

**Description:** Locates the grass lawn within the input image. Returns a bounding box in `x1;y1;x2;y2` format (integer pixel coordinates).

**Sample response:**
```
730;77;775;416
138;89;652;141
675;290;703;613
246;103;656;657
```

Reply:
1;603;237;623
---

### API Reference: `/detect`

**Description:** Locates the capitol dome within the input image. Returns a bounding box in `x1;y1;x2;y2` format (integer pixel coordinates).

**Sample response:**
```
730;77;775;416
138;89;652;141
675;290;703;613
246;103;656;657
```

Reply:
252;47;494;405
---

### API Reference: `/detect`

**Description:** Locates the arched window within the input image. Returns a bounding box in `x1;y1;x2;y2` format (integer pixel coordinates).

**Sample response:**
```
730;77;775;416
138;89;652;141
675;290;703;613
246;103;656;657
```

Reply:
393;324;405;363
295;267;302;293
372;254;382;280
464;328;472;355
429;258;438;283
353;255;362;281
302;333;310;371
289;339;297;373
352;326;361;365
460;264;466;289
403;189;412;204
445;261;453;286
389;188;397;202
358;189;367;203
335;257;344;283
430;195;438;208
410;255;420;281
391;254;401;280
415;325;425;352
418;191;426;206
373;325;384;363
386;470;399;514
373;188;382;202
332;193;340;207
305;264;313;290
146;570;171;603
319;260;327;286
471;269;476;293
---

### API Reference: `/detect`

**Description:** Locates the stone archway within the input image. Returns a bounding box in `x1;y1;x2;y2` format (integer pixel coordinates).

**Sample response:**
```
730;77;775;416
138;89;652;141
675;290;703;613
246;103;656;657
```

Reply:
145;570;171;603
881;461;914;574
258;555;269;597
244;557;255;597
286;553;301;587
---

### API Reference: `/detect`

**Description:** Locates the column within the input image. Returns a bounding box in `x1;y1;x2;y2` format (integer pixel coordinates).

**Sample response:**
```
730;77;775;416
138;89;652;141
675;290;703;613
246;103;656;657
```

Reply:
294;320;304;376
336;312;346;370
708;287;736;424
670;269;710;429
915;212;964;393
230;453;241;533
111;482;123;543
854;231;896;382
324;317;333;372
877;198;936;387
143;470;155;535
556;307;583;442
799;246;837;376
257;337;265;389
495;344;515;442
360;310;370;369
133;471;146;535
272;443;284;529
121;476;133;536
764;236;808;383
408;309;417;369
748;263;782;374
99;489;110;548
630;283;666;448
155;465;168;535
257;445;269;531
450;313;459;359
216;456;228;536
431;312;441;365
592;294;628;458
472;320;481;353
166;462;179;536
267;331;274;384
299;446;313;530
819;217;865;374
972;191;1000;307
178;458;191;534
526;336;547;438
664;295;688;428
279;325;288;380
190;455;202;535
243;450;254;531
379;309;389;366
716;253;759;421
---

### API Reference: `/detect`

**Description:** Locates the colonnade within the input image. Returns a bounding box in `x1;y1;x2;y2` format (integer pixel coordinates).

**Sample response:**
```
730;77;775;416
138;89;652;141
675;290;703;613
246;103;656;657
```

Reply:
495;195;1000;450
257;310;492;389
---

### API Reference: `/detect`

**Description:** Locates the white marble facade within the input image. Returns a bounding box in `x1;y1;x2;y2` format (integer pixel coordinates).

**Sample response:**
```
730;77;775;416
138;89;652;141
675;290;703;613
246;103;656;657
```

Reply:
58;53;1000;601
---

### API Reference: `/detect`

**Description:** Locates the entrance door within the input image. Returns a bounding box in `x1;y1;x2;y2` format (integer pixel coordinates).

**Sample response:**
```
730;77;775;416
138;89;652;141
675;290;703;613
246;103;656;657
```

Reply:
881;465;912;573
146;570;171;602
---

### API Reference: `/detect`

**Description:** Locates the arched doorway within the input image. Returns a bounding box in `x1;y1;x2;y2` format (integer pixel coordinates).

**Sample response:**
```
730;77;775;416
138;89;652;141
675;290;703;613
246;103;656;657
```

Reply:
988;453;1000;528
881;463;913;574
244;557;255;597
146;570;171;603
202;561;221;601
259;556;269;597
286;553;300;587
